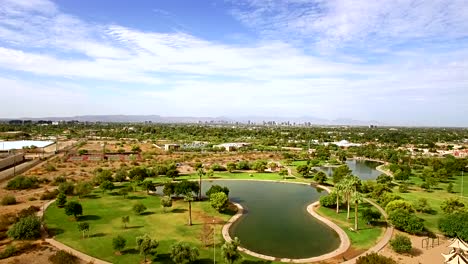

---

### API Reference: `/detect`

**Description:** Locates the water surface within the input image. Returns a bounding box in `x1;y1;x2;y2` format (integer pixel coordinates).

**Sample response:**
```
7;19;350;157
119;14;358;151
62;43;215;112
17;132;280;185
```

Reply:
319;159;382;180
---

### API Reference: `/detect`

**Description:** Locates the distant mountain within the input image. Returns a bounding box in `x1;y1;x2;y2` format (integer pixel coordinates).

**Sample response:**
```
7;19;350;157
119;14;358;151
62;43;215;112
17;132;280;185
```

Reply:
0;115;385;126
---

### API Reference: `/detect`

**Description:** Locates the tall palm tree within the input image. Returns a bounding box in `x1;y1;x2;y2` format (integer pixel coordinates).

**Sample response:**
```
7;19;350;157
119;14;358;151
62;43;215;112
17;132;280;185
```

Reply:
351;191;364;230
342;175;361;220
334;182;344;214
197;168;205;200
184;193;194;226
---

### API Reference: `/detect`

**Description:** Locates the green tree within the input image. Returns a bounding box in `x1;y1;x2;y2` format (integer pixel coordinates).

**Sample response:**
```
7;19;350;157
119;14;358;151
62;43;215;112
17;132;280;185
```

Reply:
56;192;67;208
390;234;412;254
100;180;114;193
439;211;468;241
206;185;230;198
74;182;92;198
385;200;415;215
141;181;156;194
221;237;242;264
296;164;310;177
77;222;89;239
113;235;126;253
58;182;75;195
170;242;199;264
361;208;381;225
163;182;176;196
161;196;173;212
342;175;360;219
279;168;288;180
136;234;159;262
64;201;83;220
7;215;41;240
356;252;397;264
197;168;205;200
447;182;454;193
440;198;465;214
206;169;214;178
332;165;351;184
351;191;364;230
226;162;237;173
313;171;327;184
121;216;130;229
133;202;147;215
210;192;229;212
413;198;432;213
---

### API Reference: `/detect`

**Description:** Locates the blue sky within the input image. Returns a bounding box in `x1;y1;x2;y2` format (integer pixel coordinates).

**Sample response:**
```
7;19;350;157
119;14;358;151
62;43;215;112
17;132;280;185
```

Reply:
1;0;468;126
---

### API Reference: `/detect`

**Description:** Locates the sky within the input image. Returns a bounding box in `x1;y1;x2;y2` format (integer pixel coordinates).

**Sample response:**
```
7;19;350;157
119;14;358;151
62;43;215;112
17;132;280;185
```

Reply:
0;0;468;126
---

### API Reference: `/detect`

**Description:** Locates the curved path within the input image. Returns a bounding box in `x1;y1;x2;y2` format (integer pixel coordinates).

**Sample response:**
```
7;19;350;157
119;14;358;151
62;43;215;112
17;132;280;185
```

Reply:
221;182;351;263
37;199;112;264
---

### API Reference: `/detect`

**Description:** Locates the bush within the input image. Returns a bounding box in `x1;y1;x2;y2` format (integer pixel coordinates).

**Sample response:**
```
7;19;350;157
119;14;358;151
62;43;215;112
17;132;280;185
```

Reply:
390;234;412;253
440;198;465;214
210;192;229;212
133;202;147;215
56;192;67;208
236;161;250;170
7;215;41;240
40;189;59;200
206;185;230;198
64;201;83;219
58;182;75;195
6;176;39;190
1;195;16;206
113;235;127;252
385;200;415;214
388;209;424;235
356;252;397;264
0;245;17;259
398;183;409;193
211;163;226;171
17;206;40;219
319;193;338;208
45;163;57;172
439;212;468;241
413;198;432;213
52;176;67;186
48;250;79;264
361;208;382;225
378;193;402;208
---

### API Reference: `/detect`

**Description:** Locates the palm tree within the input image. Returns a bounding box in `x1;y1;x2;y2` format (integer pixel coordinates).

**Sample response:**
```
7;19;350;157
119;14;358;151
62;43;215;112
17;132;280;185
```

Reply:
184;192;194;226
351;191;364;230
333;183;344;213
342;175;360;220
197;168;205;200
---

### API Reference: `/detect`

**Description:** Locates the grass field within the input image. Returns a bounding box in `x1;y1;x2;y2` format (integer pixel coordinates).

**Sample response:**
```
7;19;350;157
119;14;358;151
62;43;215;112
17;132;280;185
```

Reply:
316;203;385;249
44;189;268;264
149;171;303;184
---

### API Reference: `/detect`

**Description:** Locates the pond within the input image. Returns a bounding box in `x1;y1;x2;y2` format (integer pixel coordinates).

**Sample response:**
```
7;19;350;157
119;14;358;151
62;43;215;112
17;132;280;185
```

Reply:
202;180;340;259
319;159;382;180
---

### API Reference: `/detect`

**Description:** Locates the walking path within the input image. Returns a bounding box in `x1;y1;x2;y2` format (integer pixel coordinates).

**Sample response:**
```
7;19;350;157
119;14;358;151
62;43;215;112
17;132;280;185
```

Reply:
37;199;112;264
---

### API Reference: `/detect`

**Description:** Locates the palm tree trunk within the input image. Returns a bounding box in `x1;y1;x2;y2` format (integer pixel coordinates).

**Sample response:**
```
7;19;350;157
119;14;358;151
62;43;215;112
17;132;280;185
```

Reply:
199;176;202;200
347;194;351;220
354;201;358;231
336;195;340;213
188;201;192;226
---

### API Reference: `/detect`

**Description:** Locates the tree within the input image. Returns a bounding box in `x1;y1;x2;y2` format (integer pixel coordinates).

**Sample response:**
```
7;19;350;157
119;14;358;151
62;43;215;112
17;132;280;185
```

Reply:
361;208;381;225
170;242;199;264
175;181;199;197
332;165;351;184
351;191;364;230
58;182;75;195
185;193;194;226
390;234;412;254
388;209;424;235
439;211;468;241
118;186;132;199
113;235;126;254
447;182;454;193
222;237;242;264
268;162;278;171
236;161;250;170
226;162;237;173
440;198;465;214
251;160;267;172
161;196;172;212
49;250;79;264
279;169;288;180
206;169;214;178
56;192;67;208
197;168;205;200
64;201;83;220
210;192;229;212
100;180;114;193
296;164;310;177
356;252;397;264
133;202;147;215
77;222;89;239
114;169;128;182
141;181;156;194
413;198;432;213
313;171;327;184
376;174;392;185
206;185;230;198
342;175;360;219
136;234;159;262
121;216;130;228
385;200;415;215
163;182;176;196
7;215;41;240
74;182;92;198
166;167;180;180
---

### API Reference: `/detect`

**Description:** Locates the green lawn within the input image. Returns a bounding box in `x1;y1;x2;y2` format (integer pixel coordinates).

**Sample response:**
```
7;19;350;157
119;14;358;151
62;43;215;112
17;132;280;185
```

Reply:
316;203;385;249
44;189;271;264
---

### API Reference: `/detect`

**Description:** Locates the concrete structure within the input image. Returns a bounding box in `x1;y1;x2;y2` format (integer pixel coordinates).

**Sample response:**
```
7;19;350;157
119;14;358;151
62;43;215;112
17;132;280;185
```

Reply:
215;142;250;151
0;153;25;171
164;144;180;151
0;140;54;151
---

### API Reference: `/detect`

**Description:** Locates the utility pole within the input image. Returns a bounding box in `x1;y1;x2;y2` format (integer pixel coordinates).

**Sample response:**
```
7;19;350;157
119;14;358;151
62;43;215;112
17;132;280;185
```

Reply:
213;219;216;264
13;149;16;177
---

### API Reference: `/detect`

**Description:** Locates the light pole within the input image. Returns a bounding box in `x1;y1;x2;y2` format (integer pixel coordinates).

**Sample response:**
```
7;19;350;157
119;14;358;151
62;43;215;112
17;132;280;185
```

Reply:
462;166;467;199
213;219;216;264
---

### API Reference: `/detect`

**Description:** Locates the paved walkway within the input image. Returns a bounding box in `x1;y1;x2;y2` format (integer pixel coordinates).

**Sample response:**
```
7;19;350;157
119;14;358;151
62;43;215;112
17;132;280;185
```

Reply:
37;199;112;264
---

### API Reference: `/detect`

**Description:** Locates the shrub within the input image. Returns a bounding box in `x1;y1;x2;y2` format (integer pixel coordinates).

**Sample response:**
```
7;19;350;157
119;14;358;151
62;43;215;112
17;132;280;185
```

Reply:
45;163;57;172
133;202;147;215
385;200;415;214
64;201;83;219
161;196;172;212
52;176;67;186
413;198;432;213
319;193;337;208
361;208;382;225
17;206;40;219
390;234;412;253
376;174;392;185
0;245;17;259
441;198;465;214
236;161;250;170
6;176;39;190
211;163;226;171
206;185;230;198
56;193;67;208
7;215;41;240
356;252;397;264
398;183;409;193
171;242;199;264
439;212;468;241
388;209;424;235
40;189;59;200
1;195;16;206
58;182;75;195
48;250;79;264
447;182;454;193
112;235;126;252
114;169;127;182
210;192;229;212
377;192;401;207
